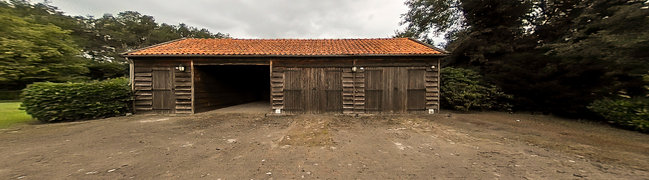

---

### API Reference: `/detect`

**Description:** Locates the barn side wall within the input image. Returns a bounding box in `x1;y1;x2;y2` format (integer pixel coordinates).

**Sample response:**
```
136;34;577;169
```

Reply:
131;59;192;114
130;56;440;114
270;57;440;114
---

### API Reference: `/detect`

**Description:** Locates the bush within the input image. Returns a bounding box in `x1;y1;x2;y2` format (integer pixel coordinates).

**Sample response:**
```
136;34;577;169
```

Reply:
0;90;21;100
588;98;649;133
21;78;132;122
441;67;512;111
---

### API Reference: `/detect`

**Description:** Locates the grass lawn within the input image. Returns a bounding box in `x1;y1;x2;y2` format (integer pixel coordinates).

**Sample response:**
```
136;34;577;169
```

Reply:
0;101;35;128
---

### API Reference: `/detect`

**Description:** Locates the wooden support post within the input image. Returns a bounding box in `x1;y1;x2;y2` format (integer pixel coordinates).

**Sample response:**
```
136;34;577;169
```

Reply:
190;60;195;114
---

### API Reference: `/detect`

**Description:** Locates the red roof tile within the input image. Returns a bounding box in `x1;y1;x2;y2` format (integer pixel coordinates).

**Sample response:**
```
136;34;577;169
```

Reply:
123;38;445;57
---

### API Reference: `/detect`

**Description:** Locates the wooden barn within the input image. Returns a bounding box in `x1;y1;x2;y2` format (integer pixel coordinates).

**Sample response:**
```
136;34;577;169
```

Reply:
122;38;447;114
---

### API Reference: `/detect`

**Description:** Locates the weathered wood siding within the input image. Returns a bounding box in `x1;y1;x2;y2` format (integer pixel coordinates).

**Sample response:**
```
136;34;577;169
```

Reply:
362;67;433;113
342;67;365;114
270;57;440;114
132;60;192;114
280;67;343;113
131;57;441;114
425;63;441;111
270;66;285;112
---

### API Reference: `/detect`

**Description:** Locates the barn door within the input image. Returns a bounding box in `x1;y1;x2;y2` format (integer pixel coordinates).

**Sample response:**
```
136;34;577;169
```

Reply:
365;69;383;112
303;68;318;112
284;69;303;112
152;68;174;113
283;68;342;113
407;69;426;111
323;69;342;112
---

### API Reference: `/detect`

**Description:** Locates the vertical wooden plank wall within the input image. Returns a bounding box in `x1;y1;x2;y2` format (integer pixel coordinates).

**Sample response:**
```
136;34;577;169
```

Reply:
407;67;427;111
273;59;440;114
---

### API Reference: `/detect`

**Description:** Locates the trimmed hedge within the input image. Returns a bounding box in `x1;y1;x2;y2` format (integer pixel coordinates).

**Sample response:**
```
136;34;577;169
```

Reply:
589;98;649;133
21;78;132;122
441;67;512;111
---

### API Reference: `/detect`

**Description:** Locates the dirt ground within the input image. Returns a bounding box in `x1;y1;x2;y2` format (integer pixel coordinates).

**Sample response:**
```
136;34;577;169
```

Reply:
1;110;648;179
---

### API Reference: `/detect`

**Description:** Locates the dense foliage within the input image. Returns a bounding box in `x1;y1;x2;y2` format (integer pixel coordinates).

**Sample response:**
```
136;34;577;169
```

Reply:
588;73;649;132
588;98;649;133
0;4;88;89
440;67;511;111
398;0;649;119
0;0;229;90
0;90;20;100
21;78;132;122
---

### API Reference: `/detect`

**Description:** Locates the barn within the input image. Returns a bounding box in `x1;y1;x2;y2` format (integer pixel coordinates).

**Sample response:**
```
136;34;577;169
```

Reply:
122;38;447;114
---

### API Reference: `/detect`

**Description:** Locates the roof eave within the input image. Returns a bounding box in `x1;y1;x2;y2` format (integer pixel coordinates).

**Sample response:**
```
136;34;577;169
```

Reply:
123;54;449;58
407;37;450;54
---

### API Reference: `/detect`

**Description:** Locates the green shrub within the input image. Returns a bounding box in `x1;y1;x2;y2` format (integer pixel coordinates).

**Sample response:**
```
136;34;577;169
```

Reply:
21;78;132;122
0;90;21;100
441;67;512;111
588;98;649;133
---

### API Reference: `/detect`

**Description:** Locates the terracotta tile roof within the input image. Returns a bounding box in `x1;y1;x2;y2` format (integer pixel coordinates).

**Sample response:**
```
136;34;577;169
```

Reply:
123;38;445;57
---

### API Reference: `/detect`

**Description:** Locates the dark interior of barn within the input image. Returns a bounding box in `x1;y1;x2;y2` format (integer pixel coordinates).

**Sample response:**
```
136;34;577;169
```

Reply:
193;65;270;113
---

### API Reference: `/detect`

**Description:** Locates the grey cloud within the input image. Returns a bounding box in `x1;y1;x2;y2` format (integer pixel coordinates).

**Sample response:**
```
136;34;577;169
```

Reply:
50;0;407;38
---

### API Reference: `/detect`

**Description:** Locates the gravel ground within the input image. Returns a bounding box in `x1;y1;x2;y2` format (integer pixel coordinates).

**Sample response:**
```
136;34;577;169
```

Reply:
0;110;647;179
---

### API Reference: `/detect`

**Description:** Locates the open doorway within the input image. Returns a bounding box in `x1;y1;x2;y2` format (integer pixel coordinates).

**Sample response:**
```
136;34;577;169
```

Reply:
193;65;270;113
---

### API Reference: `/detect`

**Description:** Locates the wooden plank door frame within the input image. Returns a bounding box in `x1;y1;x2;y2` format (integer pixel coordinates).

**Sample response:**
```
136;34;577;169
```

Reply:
151;67;175;113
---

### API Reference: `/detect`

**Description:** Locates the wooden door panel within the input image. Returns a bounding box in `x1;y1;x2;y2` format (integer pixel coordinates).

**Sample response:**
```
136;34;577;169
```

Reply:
283;69;303;112
407;69;426;111
283;68;342;113
365;69;383;112
152;70;172;90
152;91;173;110
324;69;342;112
152;69;174;112
364;67;426;113
407;90;426;110
382;67;405;112
284;90;303;111
306;68;319;112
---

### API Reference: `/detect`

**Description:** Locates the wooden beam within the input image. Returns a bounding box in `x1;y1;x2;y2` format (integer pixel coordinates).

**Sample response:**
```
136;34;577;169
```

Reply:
193;62;270;66
191;60;195;114
269;60;273;112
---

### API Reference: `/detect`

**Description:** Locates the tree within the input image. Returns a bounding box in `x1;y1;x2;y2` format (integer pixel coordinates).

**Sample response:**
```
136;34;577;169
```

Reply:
1;0;232;85
84;11;230;65
398;0;463;43
0;3;87;89
543;0;649;96
400;0;534;65
398;0;649;117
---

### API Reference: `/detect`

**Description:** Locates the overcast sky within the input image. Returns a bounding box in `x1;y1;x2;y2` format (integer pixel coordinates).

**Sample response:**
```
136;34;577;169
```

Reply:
49;0;411;39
